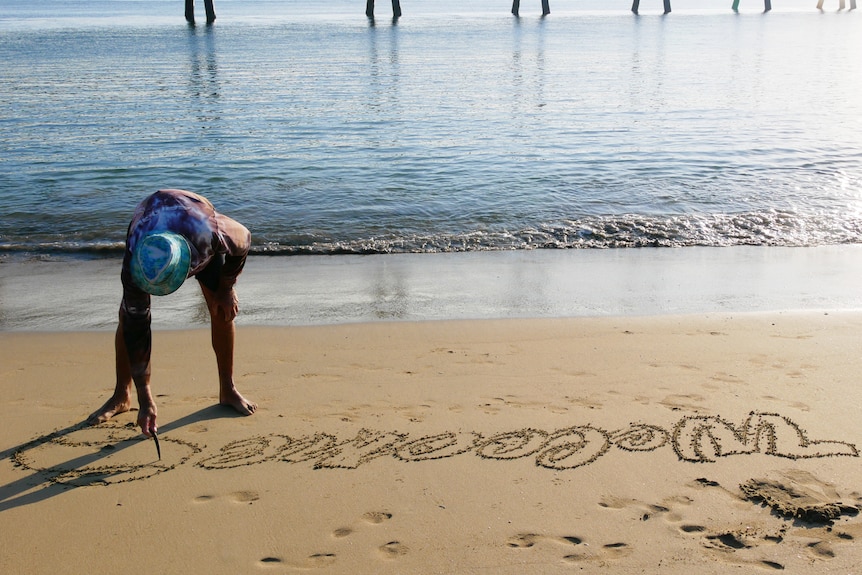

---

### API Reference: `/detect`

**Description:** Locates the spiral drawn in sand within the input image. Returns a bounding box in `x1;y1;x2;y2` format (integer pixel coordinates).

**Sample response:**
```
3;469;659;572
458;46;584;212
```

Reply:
394;431;480;462
533;426;610;470
474;428;550;460
12;421;202;486
611;424;669;452
10;411;857;486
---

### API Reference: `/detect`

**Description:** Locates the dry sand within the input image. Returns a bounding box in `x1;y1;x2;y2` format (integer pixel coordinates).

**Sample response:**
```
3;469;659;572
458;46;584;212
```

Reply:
2;311;862;574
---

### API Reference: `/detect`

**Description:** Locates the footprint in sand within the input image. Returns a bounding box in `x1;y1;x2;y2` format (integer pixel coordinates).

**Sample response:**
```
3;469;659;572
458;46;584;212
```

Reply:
193;490;260;504
507;532;629;562
305;553;337;567
230;490;260;503
598;494;686;522
807;541;835;559
257;512;393;571
675;470;862;570
258;553;337;569
362;511;393;525
331;511;393;539
506;533;583;549
704;532;750;550
328;512;407;562
506;533;541;548
563;542;632;563
378;541;409;559
658;393;707;412
597;489;796;568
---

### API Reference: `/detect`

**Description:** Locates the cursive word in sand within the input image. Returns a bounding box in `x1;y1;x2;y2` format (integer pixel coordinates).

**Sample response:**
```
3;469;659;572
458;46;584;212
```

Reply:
196;412;857;472
11;411;858;487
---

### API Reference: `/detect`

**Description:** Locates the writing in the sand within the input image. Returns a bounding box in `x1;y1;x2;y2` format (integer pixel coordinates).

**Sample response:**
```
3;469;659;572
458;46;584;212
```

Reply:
12;411;858;487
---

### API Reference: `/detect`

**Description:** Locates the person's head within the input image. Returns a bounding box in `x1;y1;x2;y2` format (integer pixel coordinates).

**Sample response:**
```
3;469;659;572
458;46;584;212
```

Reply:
130;231;191;296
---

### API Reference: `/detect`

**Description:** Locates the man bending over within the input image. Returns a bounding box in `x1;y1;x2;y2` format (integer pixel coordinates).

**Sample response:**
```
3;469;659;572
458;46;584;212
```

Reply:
89;189;256;436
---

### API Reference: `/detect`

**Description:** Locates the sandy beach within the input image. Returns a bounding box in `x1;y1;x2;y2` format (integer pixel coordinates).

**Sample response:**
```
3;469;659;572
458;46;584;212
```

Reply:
4;0;861;570
2;248;862;573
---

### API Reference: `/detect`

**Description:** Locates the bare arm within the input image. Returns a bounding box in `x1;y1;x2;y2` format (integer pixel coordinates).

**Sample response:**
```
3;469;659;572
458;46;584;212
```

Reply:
217;214;251;287
210;215;251;321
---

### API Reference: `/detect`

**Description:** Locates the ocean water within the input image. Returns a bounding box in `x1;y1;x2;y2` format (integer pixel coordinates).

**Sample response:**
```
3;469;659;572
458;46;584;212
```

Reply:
1;0;861;258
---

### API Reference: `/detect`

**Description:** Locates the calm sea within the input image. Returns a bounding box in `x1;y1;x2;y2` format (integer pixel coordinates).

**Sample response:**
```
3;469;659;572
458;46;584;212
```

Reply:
1;0;861;258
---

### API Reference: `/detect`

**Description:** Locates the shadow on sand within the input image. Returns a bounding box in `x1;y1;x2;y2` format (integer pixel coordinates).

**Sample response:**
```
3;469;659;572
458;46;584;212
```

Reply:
0;405;240;513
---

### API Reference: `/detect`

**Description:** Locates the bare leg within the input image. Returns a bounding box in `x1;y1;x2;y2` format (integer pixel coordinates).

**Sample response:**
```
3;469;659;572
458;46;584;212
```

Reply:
87;317;134;424
201;284;257;416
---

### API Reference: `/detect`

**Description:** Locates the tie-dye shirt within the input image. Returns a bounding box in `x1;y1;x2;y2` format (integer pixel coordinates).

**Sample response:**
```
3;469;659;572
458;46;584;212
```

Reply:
121;189;251;379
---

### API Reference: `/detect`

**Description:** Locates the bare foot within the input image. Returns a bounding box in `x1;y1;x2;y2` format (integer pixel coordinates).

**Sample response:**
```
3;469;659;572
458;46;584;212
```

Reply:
220;388;257;416
87;394;132;425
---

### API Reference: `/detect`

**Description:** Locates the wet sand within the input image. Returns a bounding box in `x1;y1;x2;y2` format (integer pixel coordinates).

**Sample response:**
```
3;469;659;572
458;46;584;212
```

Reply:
2;244;862;330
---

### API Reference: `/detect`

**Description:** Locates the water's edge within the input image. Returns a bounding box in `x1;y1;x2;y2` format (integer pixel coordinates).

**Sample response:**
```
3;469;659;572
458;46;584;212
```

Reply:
2;245;861;331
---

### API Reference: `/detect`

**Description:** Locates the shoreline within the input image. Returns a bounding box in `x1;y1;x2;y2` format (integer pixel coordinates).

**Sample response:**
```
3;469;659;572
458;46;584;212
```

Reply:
2;244;862;331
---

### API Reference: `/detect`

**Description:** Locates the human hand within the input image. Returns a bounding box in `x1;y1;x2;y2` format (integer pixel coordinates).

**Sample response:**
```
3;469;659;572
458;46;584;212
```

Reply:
137;404;158;437
202;284;238;322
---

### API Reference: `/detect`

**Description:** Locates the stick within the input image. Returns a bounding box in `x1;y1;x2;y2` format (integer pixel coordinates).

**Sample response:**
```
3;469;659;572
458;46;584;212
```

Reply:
153;431;161;460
